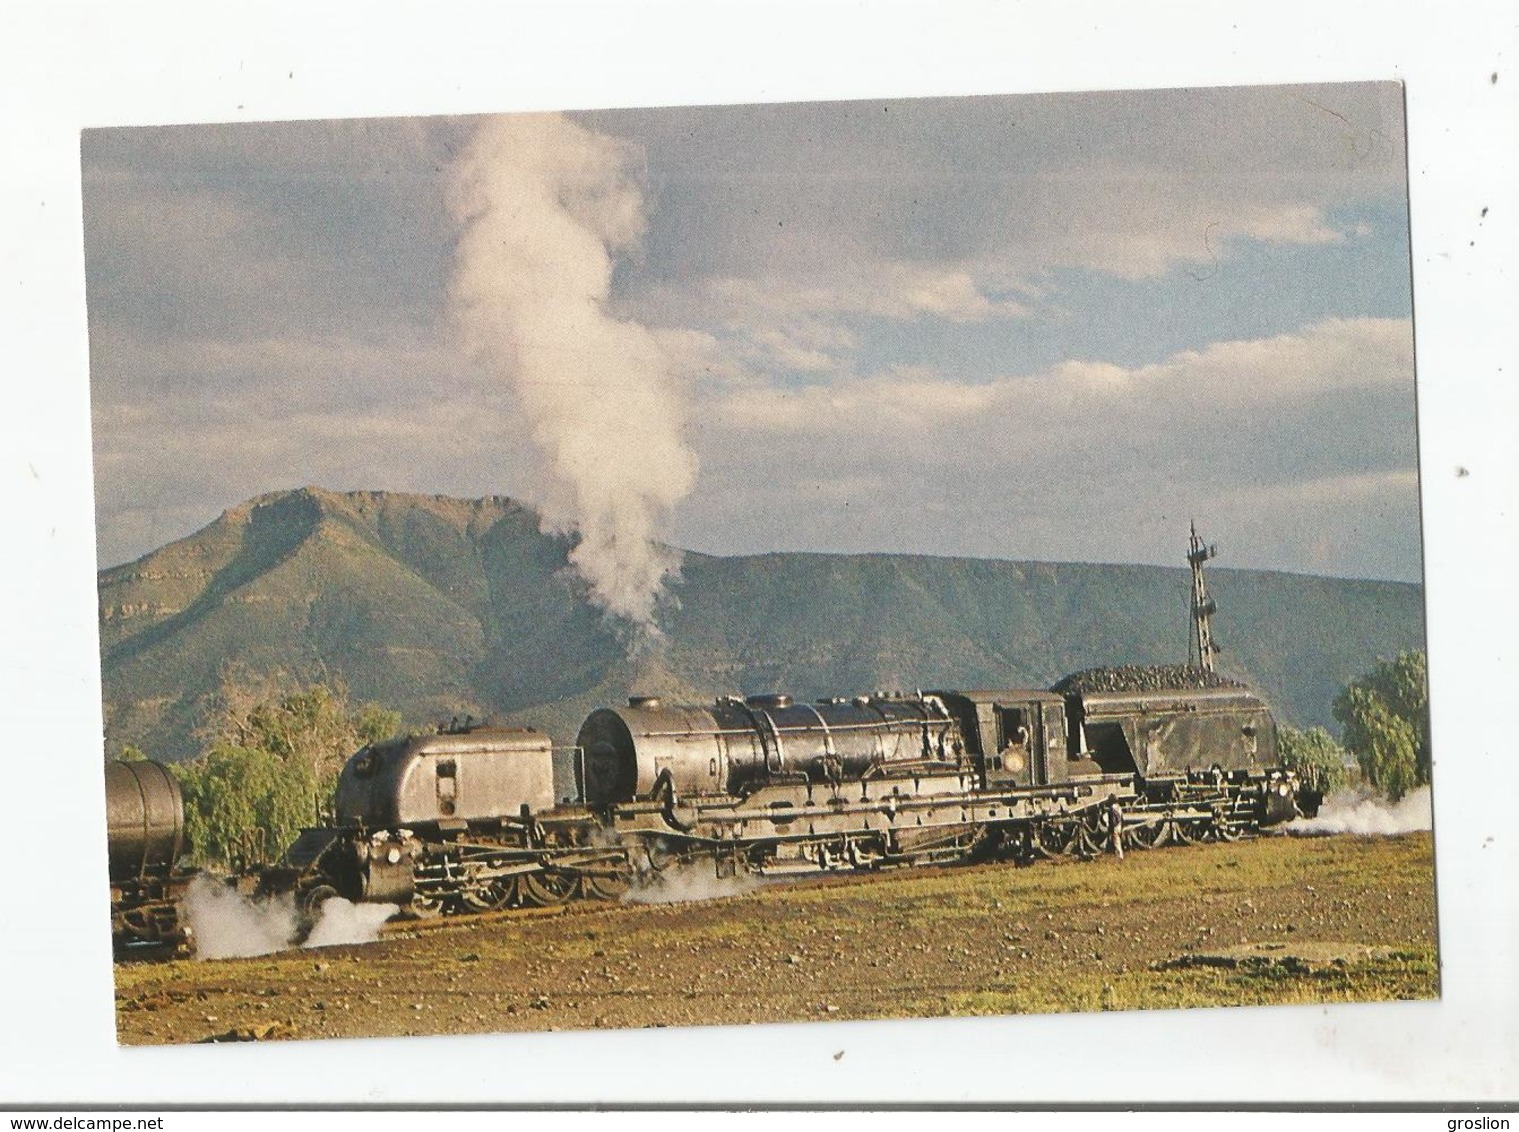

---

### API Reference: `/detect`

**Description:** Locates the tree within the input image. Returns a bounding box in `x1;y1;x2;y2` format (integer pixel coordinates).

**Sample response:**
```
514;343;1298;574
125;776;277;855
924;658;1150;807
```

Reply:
174;668;404;866
1277;724;1351;795
201;665;402;796
170;744;321;869
1332;650;1430;801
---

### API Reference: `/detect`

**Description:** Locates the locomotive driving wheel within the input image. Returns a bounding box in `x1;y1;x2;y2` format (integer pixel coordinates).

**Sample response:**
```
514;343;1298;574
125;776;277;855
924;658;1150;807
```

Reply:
1124;819;1167;850
582;871;632;901
460;875;518;912
1079;812;1112;856
406;891;445;919
520;870;579;906
1170;815;1204;845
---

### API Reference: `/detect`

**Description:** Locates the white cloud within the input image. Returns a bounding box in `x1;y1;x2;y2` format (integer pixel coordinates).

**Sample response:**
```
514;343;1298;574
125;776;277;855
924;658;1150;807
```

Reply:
84;89;1415;580
703;317;1413;434
1038;188;1352;281
645;260;1032;379
712;263;1029;325
674;316;1421;580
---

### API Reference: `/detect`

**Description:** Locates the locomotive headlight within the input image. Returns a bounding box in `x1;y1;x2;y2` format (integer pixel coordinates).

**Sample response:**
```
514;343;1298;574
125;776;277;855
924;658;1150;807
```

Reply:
387;846;402;864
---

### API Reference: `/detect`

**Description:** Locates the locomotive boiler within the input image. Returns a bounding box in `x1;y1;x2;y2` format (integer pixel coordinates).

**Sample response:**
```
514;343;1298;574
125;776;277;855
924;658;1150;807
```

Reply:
576;692;965;806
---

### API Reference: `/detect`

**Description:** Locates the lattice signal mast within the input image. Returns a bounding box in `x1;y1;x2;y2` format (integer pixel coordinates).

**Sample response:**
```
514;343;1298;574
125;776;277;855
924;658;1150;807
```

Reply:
1188;521;1220;672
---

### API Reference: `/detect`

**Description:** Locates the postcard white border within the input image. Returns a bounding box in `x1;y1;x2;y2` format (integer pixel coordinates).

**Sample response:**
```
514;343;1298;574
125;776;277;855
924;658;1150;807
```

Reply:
2;0;1515;1106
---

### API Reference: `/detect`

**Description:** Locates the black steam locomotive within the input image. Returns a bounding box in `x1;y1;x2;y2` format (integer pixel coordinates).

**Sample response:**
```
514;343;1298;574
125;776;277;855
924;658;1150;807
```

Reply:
255;665;1320;921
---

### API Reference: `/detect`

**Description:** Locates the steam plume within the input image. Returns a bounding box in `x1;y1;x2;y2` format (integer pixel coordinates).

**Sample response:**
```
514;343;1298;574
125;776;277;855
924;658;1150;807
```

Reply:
448;114;697;637
183;875;296;959
182;876;396;960
1287;785;1432;836
622;861;768;905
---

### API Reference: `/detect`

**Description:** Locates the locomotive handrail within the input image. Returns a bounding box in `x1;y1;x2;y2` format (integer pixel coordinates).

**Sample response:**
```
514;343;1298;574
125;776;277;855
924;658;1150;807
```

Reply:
637;718;958;740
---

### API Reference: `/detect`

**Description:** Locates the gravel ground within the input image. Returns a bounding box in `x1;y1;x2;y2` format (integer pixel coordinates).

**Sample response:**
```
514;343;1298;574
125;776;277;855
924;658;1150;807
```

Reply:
114;831;1438;1044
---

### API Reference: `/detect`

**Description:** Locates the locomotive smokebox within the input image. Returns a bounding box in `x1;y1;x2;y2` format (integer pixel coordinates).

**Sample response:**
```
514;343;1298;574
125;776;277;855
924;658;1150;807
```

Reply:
580;709;635;804
105;760;185;882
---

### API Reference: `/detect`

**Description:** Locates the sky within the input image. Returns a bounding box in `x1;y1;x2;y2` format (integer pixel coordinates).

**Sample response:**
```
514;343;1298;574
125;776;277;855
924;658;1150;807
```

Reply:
83;82;1420;590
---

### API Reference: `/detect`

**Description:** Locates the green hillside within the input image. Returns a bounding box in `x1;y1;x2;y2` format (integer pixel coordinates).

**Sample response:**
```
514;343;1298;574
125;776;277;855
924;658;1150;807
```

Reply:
98;488;1426;763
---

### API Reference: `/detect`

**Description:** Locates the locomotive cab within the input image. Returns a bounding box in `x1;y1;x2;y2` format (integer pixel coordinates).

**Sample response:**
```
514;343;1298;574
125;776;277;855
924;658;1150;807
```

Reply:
931;690;1070;788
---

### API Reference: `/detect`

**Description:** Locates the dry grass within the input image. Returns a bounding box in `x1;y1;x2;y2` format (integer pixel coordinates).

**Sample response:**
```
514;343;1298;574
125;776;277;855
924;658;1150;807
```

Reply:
114;831;1437;1044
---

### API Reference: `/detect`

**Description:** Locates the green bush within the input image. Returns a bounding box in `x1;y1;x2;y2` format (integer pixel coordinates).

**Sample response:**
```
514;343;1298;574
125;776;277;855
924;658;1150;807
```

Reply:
1332;650;1430;801
170;744;321;870
169;671;404;867
1277;725;1351;795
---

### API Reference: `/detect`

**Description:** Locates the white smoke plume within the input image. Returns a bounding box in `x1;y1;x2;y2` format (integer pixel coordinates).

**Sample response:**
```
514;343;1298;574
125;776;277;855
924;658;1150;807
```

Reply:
621;861;768;906
183;876;397;960
183;875;296;959
1287;785;1433;837
448;114;698;638
300;896;398;949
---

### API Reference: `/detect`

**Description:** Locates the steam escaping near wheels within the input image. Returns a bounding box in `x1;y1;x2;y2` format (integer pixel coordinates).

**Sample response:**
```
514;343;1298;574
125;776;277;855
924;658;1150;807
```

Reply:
620;861;769;906
301;897;400;949
182;876;398;960
1285;786;1432;837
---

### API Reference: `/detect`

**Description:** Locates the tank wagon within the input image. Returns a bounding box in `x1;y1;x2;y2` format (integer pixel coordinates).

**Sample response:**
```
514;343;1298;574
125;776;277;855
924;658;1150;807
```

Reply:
106;759;194;957
261;667;1319;920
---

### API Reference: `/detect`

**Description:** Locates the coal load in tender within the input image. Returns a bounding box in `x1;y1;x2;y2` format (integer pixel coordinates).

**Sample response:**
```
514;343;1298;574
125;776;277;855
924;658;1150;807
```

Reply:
1050;664;1245;696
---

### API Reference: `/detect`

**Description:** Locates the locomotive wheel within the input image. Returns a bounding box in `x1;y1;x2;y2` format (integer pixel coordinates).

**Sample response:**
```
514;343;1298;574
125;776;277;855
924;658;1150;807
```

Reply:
1071;823;1104;857
1213;815;1243;842
582;872;632;901
1125;820;1167;850
1033;821;1071;858
1008;828;1040;865
406;892;444;919
460;876;518;912
520;871;579;906
1170;817;1203;845
645;841;680;874
298;883;338;919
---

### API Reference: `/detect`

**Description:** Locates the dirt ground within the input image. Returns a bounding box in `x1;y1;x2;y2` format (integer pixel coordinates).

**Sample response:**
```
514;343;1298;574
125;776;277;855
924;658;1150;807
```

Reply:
114;831;1438;1044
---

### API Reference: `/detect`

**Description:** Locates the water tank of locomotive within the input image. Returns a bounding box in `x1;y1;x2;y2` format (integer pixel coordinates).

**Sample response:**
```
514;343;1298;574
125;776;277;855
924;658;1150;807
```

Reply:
335;726;556;828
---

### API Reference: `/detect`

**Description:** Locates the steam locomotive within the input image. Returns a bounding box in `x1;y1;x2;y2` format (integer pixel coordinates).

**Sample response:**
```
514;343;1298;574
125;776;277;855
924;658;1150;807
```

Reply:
254;665;1321;921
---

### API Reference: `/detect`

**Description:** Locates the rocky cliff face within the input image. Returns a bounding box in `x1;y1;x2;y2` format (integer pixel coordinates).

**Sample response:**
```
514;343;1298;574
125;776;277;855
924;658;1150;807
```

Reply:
99;487;1427;761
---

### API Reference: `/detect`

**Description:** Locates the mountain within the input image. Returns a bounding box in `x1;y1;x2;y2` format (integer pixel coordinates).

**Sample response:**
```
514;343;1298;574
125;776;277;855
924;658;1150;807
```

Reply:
98;488;1426;768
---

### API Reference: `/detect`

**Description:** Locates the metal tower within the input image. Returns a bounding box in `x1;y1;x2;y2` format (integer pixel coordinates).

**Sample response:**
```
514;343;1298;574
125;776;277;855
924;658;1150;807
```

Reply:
1188;521;1219;672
